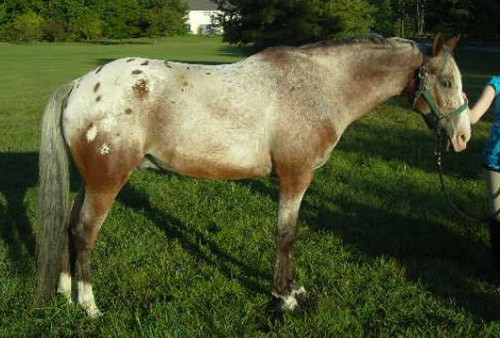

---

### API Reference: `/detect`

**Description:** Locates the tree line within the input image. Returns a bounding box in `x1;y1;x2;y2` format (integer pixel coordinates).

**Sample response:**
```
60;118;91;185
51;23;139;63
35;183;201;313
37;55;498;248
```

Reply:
213;0;500;50
0;0;189;42
1;0;499;45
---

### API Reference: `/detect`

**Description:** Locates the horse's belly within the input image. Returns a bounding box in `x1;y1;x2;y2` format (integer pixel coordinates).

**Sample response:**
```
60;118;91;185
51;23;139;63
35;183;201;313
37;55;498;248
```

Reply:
170;146;272;179
152;135;272;180
173;158;271;179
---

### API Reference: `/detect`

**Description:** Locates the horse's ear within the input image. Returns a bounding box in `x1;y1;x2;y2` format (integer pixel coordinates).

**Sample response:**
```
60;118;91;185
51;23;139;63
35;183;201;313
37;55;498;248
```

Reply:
444;35;460;51
432;33;445;56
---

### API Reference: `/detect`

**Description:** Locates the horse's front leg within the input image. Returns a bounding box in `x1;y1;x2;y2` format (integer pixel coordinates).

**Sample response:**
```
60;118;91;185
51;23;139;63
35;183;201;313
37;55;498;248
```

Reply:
272;168;313;311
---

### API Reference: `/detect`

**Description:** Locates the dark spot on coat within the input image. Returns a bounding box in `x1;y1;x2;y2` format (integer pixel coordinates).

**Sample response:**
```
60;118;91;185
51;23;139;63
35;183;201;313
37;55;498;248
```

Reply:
132;70;143;75
206;72;211;75
125;108;132;115
126;58;135;63
141;60;149;66
96;96;102;102
182;81;188;87
94;82;100;92
133;79;149;99
95;66;103;74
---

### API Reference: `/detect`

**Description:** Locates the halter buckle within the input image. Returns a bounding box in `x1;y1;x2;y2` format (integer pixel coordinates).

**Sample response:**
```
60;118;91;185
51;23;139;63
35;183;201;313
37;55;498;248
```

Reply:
418;66;428;80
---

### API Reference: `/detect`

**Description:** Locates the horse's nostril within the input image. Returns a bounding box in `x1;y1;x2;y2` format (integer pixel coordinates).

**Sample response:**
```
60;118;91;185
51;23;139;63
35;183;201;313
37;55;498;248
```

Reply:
460;134;468;142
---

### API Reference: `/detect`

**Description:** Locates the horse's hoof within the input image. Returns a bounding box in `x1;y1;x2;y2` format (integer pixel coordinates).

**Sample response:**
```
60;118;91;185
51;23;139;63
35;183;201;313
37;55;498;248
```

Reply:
57;291;73;305
291;286;306;297
272;286;307;311
85;306;103;318
57;273;73;304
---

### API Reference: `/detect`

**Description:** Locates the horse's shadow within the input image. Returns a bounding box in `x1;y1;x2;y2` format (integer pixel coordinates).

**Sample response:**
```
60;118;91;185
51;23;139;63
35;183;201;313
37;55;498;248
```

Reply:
305;185;500;320
0;152;38;274
116;182;269;295
235;178;500;321
0;152;85;274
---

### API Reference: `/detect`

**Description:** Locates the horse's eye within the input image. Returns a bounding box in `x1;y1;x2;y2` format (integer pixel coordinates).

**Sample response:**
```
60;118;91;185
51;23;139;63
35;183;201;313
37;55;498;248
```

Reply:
442;80;453;89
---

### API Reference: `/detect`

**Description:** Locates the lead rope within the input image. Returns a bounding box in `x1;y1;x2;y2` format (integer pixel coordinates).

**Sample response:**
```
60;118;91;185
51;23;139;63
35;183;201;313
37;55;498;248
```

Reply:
434;133;489;227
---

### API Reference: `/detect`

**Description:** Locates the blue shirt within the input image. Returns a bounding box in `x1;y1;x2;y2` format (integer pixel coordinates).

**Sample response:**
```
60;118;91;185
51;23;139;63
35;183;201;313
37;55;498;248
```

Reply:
483;76;500;170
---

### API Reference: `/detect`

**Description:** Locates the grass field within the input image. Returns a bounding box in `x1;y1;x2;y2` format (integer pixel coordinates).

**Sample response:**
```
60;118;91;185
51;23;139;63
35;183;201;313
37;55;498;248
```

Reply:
1;35;500;337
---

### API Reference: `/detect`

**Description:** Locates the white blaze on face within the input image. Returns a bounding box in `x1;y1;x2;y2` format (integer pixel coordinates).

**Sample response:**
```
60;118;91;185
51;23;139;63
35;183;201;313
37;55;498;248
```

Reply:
441;59;471;152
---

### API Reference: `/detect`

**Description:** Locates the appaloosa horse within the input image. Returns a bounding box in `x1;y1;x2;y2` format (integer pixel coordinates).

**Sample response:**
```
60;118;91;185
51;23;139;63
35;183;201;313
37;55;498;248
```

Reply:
37;34;470;316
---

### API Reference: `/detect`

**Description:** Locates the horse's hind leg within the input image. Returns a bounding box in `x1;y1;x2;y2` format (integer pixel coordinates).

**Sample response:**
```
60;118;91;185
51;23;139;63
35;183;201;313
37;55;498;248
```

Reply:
272;167;313;311
57;189;85;303
68;144;141;316
70;183;127;317
57;234;72;303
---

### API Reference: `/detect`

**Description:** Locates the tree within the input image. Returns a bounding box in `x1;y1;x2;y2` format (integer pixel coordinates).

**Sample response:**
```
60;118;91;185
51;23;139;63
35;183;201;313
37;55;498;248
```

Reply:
213;0;375;50
473;0;500;39
330;0;374;40
145;8;188;36
69;6;102;41
425;0;474;36
0;4;6;24
138;0;189;37
11;11;45;42
42;0;86;41
370;0;396;36
101;0;141;39
415;0;426;36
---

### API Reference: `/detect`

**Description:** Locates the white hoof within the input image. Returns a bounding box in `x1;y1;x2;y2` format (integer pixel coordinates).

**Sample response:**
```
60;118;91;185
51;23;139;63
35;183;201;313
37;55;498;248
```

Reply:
57;272;73;304
78;281;102;318
291;286;306;297
272;286;307;311
280;294;299;311
85;305;103;318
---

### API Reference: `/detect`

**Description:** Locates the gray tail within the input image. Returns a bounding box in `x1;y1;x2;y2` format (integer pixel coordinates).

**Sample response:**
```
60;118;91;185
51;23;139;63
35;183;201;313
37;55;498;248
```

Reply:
36;82;74;302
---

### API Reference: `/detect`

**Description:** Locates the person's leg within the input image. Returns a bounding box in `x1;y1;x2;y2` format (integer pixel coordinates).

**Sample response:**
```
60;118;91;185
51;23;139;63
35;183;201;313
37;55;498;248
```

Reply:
486;169;500;269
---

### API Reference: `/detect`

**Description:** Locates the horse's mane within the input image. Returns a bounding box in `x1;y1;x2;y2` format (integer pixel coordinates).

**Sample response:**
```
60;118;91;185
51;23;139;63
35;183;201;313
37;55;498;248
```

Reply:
298;33;419;51
256;33;422;65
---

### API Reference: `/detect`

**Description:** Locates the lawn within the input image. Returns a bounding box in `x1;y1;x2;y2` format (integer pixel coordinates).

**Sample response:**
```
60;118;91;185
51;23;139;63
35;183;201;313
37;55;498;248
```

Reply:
1;35;500;337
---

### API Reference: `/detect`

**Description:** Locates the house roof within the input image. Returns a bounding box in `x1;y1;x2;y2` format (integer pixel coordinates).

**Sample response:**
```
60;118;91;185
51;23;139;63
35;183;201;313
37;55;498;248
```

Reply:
186;0;218;10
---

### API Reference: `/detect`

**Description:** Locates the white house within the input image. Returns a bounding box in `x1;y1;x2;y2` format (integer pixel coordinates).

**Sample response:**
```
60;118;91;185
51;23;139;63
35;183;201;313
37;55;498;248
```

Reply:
185;0;222;35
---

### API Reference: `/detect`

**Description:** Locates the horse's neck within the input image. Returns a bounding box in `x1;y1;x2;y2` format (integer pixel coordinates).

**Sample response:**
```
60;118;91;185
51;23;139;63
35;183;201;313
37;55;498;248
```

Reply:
316;44;424;129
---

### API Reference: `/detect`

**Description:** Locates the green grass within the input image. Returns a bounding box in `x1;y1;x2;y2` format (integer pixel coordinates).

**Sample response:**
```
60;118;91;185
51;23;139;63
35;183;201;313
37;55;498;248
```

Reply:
1;35;500;337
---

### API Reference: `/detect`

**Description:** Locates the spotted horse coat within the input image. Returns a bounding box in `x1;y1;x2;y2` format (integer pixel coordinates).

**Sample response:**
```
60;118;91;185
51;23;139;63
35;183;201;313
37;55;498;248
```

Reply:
37;35;470;317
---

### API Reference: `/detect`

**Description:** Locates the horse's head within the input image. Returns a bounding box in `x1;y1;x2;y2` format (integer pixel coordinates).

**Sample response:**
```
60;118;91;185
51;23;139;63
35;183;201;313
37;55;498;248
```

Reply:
412;34;471;152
